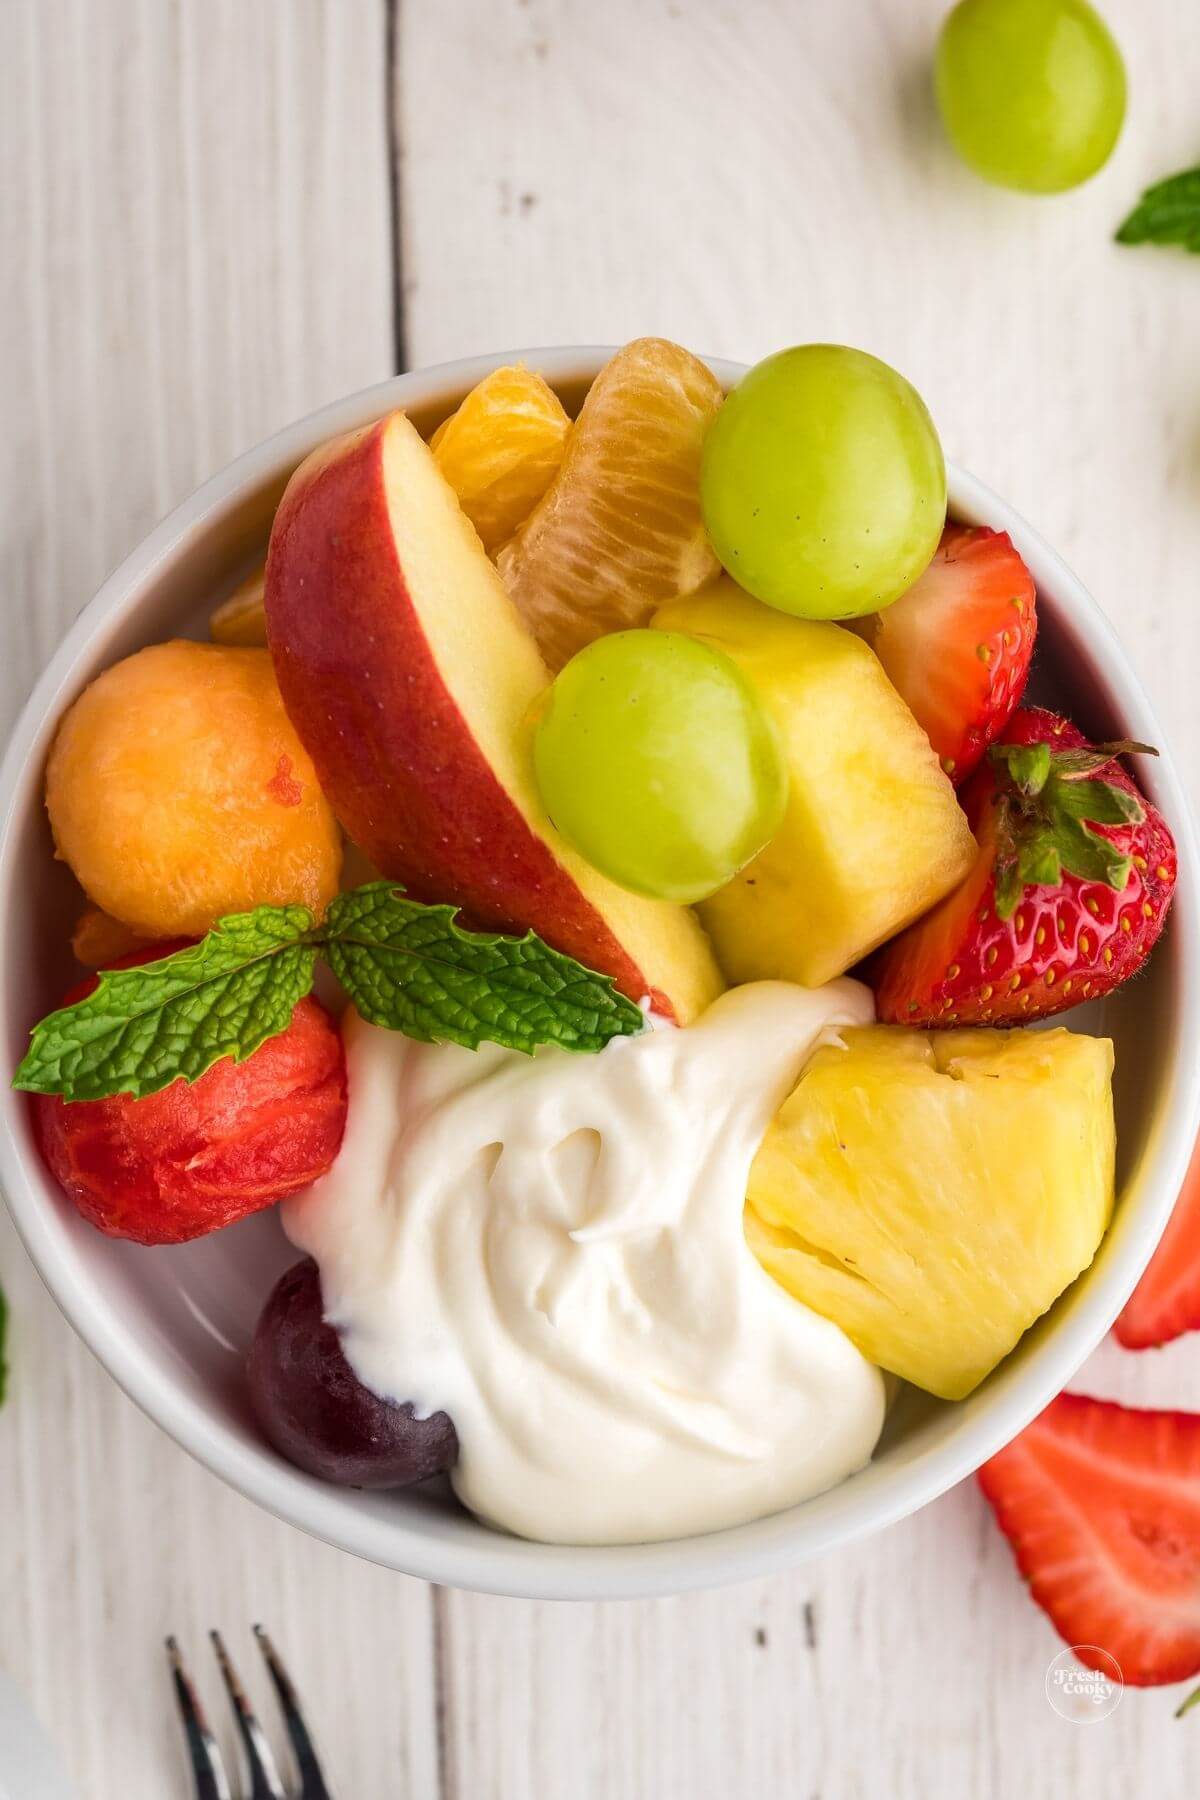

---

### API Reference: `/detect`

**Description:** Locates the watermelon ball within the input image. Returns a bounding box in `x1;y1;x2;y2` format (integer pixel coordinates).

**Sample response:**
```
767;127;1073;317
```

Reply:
248;1258;459;1489
32;950;347;1244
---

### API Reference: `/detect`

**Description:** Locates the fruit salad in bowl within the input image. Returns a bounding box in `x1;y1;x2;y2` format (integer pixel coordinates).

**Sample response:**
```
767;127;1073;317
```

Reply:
1;342;1197;1598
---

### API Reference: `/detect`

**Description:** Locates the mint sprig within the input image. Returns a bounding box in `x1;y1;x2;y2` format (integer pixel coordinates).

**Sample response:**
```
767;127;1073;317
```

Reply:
13;883;646;1103
1116;164;1200;255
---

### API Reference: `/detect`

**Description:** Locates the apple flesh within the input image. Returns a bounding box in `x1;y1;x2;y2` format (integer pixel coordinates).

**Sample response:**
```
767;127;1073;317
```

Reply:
265;411;723;1023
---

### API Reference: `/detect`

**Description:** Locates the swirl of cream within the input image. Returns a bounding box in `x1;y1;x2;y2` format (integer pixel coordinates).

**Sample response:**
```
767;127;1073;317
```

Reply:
284;980;885;1545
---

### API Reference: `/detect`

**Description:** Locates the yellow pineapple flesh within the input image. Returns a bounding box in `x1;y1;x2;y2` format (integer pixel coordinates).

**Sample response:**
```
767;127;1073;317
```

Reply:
747;1024;1115;1399
654;579;976;986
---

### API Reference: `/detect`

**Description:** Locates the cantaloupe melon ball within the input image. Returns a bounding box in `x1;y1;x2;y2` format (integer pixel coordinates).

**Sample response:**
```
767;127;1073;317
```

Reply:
46;640;342;938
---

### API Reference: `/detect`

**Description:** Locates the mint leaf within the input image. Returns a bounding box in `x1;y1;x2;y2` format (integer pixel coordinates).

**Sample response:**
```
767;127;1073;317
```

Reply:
13;906;317;1101
1116;165;1200;253
12;885;647;1101
323;883;645;1055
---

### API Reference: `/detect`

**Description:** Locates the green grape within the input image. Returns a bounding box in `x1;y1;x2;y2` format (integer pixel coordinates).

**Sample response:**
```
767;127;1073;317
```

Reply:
532;630;786;905
700;345;945;622
935;0;1126;195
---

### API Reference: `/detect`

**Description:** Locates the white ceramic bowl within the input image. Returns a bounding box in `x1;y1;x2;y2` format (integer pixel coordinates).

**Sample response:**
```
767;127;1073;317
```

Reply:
3;350;1199;1601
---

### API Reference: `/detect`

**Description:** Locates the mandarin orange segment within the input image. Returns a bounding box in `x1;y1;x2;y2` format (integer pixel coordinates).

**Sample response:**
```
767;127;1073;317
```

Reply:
210;564;267;646
430;365;571;554
46;640;342;938
496;338;723;670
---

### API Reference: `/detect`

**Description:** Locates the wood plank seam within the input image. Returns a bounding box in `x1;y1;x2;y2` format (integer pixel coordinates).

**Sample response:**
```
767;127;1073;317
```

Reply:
386;0;409;373
431;1585;457;1800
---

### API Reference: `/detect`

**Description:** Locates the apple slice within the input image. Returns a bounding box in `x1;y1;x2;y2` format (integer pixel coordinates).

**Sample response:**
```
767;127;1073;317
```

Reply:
265;410;723;1023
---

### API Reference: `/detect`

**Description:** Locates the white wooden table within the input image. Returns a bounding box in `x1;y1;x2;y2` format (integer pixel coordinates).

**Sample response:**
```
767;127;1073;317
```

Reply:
2;2;1199;1792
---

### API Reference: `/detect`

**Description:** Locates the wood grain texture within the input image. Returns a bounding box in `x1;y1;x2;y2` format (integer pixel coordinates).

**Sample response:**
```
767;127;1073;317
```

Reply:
0;5;436;1799
2;0;1200;1794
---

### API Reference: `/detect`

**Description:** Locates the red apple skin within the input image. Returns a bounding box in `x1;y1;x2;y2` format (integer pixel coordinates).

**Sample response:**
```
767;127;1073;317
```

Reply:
264;412;722;1025
33;957;347;1244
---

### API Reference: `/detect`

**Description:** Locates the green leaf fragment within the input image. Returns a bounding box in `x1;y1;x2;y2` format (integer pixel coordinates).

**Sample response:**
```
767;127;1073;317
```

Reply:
991;741;1051;796
1050;742;1156;779
993;856;1024;922
1049;776;1143;826
1016;839;1061;890
1051;816;1133;891
989;732;1149;917
13;905;317;1101
324;883;646;1055
1177;1681;1200;1721
1116;165;1200;253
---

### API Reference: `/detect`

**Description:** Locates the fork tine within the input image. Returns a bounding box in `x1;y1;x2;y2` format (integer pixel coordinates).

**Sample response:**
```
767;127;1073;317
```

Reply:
253;1624;333;1800
210;1630;287;1800
166;1637;234;1800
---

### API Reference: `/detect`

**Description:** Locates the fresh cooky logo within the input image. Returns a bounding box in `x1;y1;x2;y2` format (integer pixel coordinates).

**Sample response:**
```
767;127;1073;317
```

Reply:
1045;1648;1124;1723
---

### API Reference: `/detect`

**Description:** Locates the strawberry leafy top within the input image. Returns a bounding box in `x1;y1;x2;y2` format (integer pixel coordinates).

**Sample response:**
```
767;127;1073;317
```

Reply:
988;738;1156;921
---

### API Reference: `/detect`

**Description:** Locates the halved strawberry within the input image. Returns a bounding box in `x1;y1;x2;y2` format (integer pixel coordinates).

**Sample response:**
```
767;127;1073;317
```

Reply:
875;707;1177;1026
1115;1133;1200;1349
978;1393;1200;1688
856;525;1036;782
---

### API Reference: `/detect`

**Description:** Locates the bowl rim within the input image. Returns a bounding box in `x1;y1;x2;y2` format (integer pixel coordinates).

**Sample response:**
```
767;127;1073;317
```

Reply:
3;347;1199;1601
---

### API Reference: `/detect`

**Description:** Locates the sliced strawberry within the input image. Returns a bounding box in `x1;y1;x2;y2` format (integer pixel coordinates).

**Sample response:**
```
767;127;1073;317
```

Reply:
978;1393;1200;1687
875;707;1177;1026
859;525;1036;782
1116;1133;1200;1350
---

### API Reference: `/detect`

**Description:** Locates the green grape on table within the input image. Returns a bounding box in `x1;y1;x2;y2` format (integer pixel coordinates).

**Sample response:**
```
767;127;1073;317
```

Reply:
935;0;1126;195
532;630;786;905
700;345;945;623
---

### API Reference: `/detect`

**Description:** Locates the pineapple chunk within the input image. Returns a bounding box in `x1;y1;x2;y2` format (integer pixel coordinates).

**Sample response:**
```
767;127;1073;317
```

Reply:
653;579;976;986
746;1025;1115;1399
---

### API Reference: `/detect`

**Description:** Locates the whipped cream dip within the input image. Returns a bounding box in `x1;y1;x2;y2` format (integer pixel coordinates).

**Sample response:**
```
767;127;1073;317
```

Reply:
285;979;886;1545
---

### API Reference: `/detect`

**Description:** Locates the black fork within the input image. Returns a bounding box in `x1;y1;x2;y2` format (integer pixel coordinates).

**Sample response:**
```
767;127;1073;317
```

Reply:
167;1626;332;1799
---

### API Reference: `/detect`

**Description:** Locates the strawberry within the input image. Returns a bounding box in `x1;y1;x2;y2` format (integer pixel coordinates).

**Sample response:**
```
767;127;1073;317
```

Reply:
978;1393;1200;1688
875;707;1177;1027
32;947;347;1245
858;525;1036;782
1115;1131;1200;1349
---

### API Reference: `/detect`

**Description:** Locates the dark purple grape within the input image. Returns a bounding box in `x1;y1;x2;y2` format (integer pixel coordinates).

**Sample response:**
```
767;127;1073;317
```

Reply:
247;1258;458;1489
